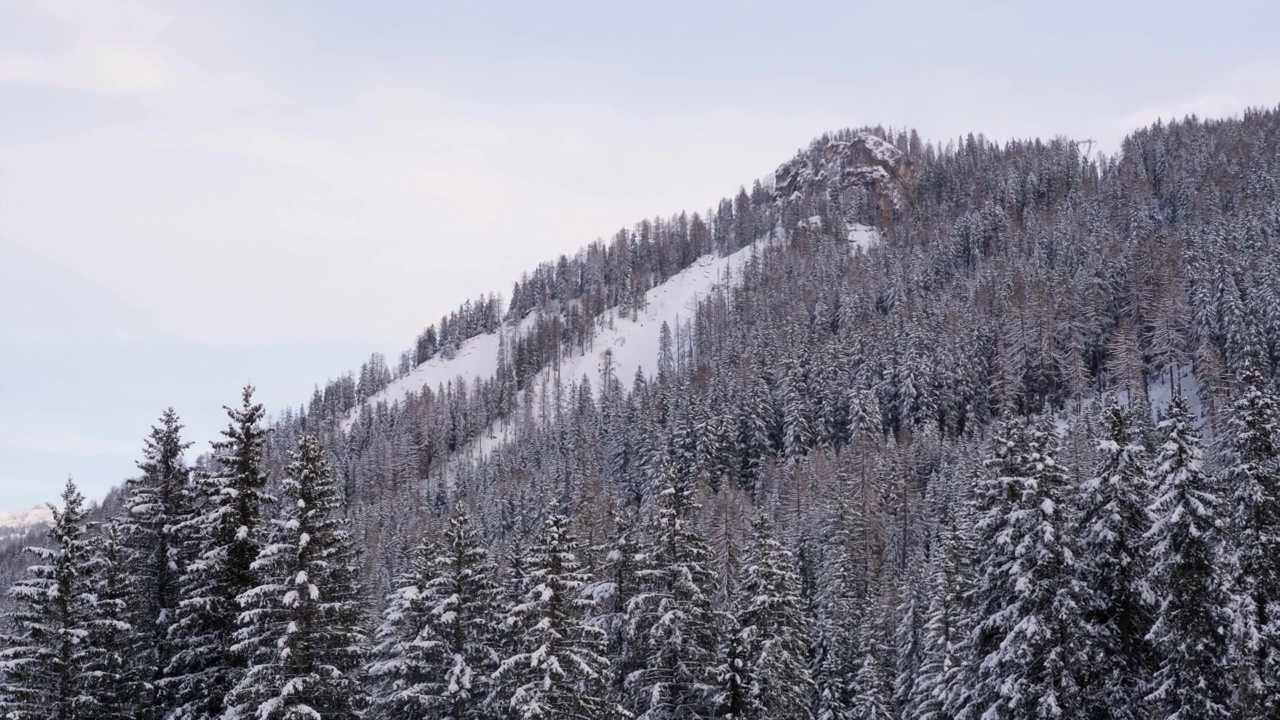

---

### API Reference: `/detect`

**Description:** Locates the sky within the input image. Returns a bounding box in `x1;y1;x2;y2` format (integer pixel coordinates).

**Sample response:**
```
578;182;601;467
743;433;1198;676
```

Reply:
2;0;1278;512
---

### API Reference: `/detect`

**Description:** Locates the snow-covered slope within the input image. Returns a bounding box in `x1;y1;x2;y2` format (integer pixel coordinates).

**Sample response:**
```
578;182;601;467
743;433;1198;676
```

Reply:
347;225;881;430
542;238;760;393
342;327;506;430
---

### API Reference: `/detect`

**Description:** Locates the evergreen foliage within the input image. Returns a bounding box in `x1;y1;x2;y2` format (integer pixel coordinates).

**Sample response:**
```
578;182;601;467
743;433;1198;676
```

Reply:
224;435;366;720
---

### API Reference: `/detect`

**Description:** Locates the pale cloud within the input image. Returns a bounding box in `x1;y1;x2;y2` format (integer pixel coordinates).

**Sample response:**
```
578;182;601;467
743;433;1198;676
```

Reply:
0;431;134;458
0;41;186;95
1111;57;1280;144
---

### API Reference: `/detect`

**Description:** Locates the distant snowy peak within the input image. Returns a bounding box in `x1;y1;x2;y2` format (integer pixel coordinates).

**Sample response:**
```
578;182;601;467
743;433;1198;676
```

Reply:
774;130;912;210
0;505;52;541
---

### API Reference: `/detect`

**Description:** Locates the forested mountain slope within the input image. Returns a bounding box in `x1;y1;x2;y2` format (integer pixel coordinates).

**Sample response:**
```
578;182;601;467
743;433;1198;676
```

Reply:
5;109;1280;719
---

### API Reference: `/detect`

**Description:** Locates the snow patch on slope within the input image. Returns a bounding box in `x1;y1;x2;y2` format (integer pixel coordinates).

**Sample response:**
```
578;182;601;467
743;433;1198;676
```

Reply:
1147;364;1206;424
848;223;879;253
342;325;511;430
537;237;766;396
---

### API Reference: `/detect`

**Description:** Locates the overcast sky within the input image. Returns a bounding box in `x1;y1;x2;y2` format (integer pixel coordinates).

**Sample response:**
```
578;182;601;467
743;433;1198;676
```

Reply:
2;0;1278;512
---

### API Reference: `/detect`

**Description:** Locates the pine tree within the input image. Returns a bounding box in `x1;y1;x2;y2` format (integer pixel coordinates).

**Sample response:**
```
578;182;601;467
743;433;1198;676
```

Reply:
1144;394;1232;719
118;408;192;717
1220;367;1280;718
165;386;273;720
495;511;622;719
224;434;367;720
0;479;96;720
736;514;813;720
1075;403;1152;719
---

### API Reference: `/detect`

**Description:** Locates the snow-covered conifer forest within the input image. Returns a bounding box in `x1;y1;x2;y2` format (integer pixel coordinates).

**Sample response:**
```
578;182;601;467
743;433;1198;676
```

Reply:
5;110;1280;719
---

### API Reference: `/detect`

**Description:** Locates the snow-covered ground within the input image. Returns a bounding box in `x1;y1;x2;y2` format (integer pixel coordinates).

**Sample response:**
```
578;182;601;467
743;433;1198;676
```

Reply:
347;221;882;448
1146;363;1206;427
541;239;762;394
349;233;789;427
848;223;879;253
342;329;504;430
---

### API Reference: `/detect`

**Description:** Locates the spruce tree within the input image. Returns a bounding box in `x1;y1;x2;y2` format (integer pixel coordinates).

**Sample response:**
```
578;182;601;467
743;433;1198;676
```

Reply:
367;501;500;720
912;516;966;720
1220;366;1280;718
959;416;1031;719
965;416;1085;719
224;434;367;720
0;479;96;720
83;523;140;720
431;503;502;720
586;509;646;712
736;514;813;720
849;604;893;720
119;407;192;717
164;386;273;720
494;511;621;719
1144;394;1232;719
626;457;719;719
1075;403;1152;719
892;556;928;717
367;533;440;718
711;608;751;720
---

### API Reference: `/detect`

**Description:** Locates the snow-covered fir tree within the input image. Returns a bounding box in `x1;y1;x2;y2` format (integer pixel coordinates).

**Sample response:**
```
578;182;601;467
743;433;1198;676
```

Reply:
367;501;500;720
735;513;813;720
1074;402;1152;719
964;416;1085;718
117;408;192;718
0;479;97;720
224;434;366;720
495;511;622;719
849;602;893;720
911;513;967;720
625;455;719;719
164;387;273;720
1144;394;1232;719
83;523;140;720
586;508;646;711
1220;366;1280;718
